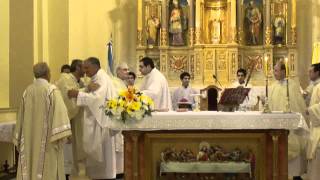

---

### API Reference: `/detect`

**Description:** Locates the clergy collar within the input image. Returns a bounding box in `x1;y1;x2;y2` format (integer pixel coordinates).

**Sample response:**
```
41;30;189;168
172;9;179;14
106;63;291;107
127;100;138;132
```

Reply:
277;79;287;85
34;78;49;85
91;69;103;81
145;68;157;78
313;78;320;85
182;86;190;89
70;73;79;83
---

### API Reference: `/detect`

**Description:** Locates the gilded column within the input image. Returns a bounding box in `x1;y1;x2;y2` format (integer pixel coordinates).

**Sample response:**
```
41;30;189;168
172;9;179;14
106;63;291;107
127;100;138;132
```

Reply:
230;0;237;43
162;0;167;29
237;0;244;44
137;0;143;46
265;0;271;45
189;0;194;27
189;0;194;46
291;0;296;45
161;0;168;46
195;0;201;44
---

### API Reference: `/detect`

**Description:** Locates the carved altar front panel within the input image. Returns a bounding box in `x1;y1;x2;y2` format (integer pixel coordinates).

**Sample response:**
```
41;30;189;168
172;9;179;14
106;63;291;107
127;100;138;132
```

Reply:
145;132;266;180
123;129;289;180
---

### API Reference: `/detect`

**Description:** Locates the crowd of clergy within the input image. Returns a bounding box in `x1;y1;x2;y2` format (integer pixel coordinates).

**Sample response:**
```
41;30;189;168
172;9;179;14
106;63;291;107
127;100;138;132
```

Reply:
12;55;320;180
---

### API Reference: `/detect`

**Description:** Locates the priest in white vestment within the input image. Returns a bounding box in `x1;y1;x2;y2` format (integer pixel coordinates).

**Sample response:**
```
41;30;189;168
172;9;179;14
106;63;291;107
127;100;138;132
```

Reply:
139;57;172;110
306;63;320;180
172;72;198;110
68;57;117;179
268;62;307;179
56;59;87;176
112;62;129;177
303;66;320;107
13;62;71;180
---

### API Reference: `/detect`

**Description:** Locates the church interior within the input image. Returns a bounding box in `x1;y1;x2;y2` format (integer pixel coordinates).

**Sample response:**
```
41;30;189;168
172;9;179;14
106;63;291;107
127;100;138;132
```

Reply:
1;0;320;180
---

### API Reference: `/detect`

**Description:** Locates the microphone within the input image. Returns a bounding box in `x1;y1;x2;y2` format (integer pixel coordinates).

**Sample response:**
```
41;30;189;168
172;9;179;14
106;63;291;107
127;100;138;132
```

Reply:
213;75;223;88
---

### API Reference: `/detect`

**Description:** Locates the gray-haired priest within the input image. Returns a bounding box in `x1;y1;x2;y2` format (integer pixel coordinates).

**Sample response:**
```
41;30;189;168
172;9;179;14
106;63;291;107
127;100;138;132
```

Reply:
68;57;118;179
13;62;71;180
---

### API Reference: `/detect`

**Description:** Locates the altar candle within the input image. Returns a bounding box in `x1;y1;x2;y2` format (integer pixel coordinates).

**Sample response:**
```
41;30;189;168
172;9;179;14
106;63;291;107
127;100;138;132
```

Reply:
287;78;289;99
266;77;268;98
264;56;268;77
285;57;289;77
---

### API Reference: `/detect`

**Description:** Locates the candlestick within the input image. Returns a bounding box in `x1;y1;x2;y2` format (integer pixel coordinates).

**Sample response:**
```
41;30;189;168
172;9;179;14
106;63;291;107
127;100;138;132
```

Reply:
266;77;268;98
263;74;271;113
264;56;269;77
284;77;291;113
285;57;289;77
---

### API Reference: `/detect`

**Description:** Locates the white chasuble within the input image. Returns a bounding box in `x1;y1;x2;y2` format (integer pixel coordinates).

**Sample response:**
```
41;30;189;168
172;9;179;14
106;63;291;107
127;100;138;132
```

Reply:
112;76;127;174
140;68;172;110
269;79;307;177
77;69;117;179
13;78;71;180
306;80;320;180
56;73;86;172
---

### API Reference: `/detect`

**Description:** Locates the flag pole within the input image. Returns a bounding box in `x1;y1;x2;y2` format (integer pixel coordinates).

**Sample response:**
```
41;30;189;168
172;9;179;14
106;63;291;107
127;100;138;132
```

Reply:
107;33;114;75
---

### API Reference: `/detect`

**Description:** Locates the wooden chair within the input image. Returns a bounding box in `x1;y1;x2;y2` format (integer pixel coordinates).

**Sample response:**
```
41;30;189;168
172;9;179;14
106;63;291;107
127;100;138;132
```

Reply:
200;85;221;111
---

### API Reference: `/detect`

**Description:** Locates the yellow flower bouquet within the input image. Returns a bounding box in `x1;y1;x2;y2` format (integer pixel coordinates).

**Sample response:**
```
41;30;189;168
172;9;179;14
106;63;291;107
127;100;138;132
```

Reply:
105;86;153;123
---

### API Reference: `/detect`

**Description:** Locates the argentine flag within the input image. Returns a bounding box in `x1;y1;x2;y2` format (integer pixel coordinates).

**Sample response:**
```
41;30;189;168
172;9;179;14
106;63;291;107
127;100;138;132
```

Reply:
107;37;113;74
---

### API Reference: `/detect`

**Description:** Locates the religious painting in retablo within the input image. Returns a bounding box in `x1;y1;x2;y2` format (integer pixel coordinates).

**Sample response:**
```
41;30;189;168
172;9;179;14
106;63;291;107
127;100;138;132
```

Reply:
168;0;189;46
243;0;263;46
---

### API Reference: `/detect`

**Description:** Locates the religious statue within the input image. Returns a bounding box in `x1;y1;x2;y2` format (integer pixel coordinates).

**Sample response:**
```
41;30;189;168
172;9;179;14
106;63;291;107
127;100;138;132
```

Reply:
273;15;286;45
245;0;262;45
179;0;189;32
209;19;221;44
147;13;160;48
169;0;187;46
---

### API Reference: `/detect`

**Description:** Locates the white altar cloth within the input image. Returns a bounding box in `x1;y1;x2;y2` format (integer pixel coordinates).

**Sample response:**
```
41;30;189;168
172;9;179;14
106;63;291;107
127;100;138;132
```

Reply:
160;162;251;175
107;111;308;131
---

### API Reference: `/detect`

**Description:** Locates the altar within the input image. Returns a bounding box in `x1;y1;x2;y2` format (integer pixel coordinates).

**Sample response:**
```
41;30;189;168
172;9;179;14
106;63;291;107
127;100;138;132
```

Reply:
108;111;308;180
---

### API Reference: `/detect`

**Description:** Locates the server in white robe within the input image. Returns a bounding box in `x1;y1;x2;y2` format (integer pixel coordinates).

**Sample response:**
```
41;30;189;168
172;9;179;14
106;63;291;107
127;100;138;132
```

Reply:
229;68;252;88
68;57;117;179
303;67;320;107
229;68;259;110
139;57;172;110
172;72;198;110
